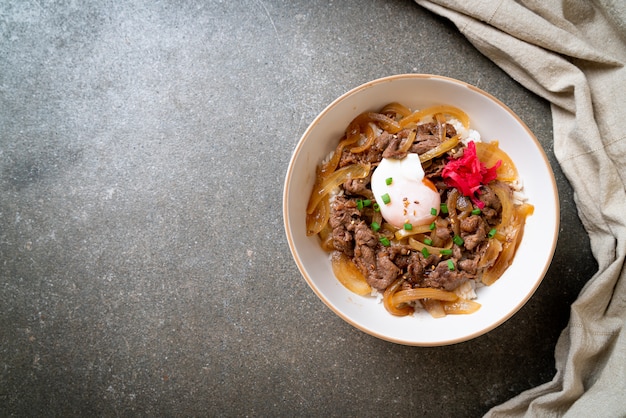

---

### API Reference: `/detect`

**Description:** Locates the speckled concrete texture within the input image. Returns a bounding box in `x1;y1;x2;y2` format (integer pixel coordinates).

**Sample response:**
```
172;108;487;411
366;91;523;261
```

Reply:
1;0;596;416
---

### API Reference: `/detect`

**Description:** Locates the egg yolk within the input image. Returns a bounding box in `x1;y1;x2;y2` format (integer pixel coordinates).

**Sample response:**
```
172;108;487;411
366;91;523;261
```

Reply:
371;153;440;229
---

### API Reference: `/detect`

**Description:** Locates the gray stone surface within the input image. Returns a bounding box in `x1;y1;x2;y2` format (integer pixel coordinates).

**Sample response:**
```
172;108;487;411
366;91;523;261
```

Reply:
1;0;596;416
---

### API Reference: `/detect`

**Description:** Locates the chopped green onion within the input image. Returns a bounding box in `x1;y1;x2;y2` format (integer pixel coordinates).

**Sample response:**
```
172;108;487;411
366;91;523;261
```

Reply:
453;235;464;246
440;203;448;214
381;193;391;205
356;199;372;210
488;228;497;238
421;247;430;258
404;223;413;231
430;207;437;216
447;260;455;271
440;249;453;256
386;177;393;185
373;203;380;212
424;238;433;245
471;208;481;215
379;237;391;247
429;222;436;231
371;222;381;232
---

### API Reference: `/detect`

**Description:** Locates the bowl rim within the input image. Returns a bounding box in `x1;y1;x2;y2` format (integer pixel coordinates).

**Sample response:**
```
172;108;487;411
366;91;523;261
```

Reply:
283;73;560;346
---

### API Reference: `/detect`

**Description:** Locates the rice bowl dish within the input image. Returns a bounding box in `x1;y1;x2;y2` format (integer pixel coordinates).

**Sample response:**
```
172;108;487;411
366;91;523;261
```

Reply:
283;74;559;346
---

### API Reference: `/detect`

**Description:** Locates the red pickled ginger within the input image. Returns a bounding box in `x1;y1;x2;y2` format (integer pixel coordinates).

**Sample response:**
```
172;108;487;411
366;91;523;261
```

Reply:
441;141;501;208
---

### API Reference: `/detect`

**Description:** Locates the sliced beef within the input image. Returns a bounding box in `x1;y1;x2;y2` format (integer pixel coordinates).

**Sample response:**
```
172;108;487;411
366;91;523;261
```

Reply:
338;148;360;168
384;244;413;269
458;257;479;275
354;221;377;247
354;243;399;291
410;138;442;155
478;184;502;211
406;252;428;281
364;131;393;164
460;215;488;251
416;121;457;140
464;229;487;252
329;196;360;256
372;131;393;151
422;260;468;291
372;249;401;290
339;122;457;166
352;222;402;290
406;251;441;285
460;215;481;233
452;244;463;260
343;172;373;198
416;122;438;138
434;218;451;241
382;134;404;159
382;129;413;160
407;257;425;280
329;195;359;230
426;159;446;179
351;222;384;290
332;227;353;256
354;244;378;286
409;122;457;155
477;183;504;226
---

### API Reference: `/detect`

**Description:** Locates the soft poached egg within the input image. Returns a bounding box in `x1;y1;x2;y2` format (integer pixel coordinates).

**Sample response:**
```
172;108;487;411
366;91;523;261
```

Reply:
371;153;440;229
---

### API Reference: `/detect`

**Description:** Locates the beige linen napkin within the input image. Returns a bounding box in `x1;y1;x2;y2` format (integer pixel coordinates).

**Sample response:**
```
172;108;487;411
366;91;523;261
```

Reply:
414;0;626;416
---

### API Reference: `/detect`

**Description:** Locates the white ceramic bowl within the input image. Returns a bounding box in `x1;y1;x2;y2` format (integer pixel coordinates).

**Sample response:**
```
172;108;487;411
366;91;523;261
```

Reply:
283;74;559;346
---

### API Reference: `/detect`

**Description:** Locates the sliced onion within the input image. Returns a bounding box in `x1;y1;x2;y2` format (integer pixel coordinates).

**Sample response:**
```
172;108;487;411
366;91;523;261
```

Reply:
517;202;535;218
435;112;446;143
446;188;461;237
391;288;458;306
475;141;519;182
394;223;433;241
363;112;402;134
491;182;515;236
380;102;412;118
443;299;481;314
482;202;534;285
419;135;460;164
383;278;413;316
349;123;377;153
306;194;330;236
397;129;417;155
421;299;446;318
408;236;452;254
331;251;372;296
319;134;361;176
478;237;502;269
481;228;519;286
399;105;470;129
318;223;335;252
306;163;370;215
